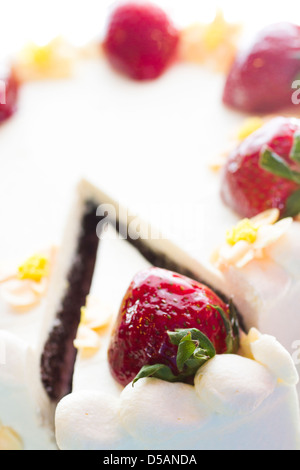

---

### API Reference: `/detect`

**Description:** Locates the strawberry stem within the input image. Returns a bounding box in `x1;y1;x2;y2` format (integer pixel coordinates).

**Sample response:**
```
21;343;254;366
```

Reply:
132;303;240;386
212;301;239;354
260;147;300;185
291;133;300;164
283;189;300;217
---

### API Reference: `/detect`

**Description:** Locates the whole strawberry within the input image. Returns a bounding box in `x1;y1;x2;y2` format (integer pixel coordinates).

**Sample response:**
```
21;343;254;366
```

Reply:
108;267;239;387
102;2;179;80
0;66;19;123
223;22;300;113
221;117;300;218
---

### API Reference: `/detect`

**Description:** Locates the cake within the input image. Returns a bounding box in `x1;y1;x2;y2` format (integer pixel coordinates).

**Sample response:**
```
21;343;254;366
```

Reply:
45;178;300;450
1;0;300;451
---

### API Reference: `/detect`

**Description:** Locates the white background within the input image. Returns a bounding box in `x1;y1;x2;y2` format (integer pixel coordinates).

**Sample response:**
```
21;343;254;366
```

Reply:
1;0;300;57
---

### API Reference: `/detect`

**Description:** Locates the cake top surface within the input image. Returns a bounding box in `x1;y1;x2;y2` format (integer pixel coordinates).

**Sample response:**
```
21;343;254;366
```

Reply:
1;0;300;451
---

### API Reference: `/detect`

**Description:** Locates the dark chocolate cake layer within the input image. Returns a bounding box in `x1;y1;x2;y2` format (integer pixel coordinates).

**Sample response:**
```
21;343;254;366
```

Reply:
41;201;100;402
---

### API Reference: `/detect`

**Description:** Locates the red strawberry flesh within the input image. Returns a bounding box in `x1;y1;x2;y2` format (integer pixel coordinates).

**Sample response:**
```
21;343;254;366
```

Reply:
0;65;19;123
108;267;232;387
103;3;179;80
221;117;300;218
223;22;300;113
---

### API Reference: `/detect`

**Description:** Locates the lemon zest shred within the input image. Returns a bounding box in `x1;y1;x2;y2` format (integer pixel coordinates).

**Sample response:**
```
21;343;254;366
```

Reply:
237;117;264;141
226;219;259;246
18;254;49;282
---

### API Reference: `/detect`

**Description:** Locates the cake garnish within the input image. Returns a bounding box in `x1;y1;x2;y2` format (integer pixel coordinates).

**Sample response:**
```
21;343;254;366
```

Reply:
179;10;241;72
108;267;239;387
239;328;298;386
0;248;55;309
74;297;113;357
221;117;300;219
0;422;23;450
226;218;259;246
12;37;77;82
0;66;19;124
236;117;264;141
212;209;293;269
18;253;49;282
102;2;180;81
223;22;300;113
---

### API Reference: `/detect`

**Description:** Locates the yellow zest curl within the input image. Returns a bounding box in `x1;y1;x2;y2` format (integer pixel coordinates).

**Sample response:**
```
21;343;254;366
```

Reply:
18;254;49;283
237;117;264;141
226;219;258;246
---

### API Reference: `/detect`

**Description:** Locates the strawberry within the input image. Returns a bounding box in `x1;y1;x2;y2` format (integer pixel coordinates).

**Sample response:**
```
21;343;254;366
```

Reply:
102;2;179;81
221;117;300;218
0;66;19;123
223;22;300;113
108;267;239;387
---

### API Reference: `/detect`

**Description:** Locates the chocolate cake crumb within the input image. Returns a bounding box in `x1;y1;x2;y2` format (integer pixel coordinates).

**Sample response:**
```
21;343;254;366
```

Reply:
41;201;100;402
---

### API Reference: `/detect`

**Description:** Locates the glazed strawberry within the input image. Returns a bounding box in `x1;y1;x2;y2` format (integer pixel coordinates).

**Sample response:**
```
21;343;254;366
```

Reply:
0;66;19;123
108;267;239;387
102;3;179;80
223;22;300;113
221;117;300;218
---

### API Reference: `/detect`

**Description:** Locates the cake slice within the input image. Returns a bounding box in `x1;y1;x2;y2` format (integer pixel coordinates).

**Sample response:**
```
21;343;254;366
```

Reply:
42;179;300;450
38;177;229;413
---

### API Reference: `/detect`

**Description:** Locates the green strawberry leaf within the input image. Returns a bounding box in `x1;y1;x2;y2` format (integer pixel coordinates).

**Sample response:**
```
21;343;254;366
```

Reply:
282;189;300;218
175;332;197;371
132;364;178;386
168;328;216;358
290;133;300;164
170;328;216;372
260;147;300;185
213;301;240;354
132;328;216;386
229;299;240;352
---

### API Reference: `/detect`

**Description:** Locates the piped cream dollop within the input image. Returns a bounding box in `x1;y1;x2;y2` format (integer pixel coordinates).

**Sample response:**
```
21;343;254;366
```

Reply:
240;328;299;386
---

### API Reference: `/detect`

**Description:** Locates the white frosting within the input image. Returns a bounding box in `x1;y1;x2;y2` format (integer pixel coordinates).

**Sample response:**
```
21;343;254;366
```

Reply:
0;331;57;450
214;221;300;399
55;293;300;453
194;355;276;416
55;391;132;450
119;379;209;447
0;248;59;450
